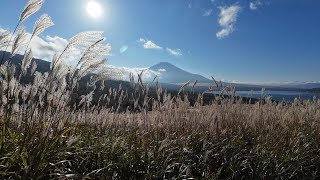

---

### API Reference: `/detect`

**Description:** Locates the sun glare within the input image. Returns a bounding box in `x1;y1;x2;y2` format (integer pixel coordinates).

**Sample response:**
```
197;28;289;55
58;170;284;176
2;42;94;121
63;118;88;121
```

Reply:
86;1;102;19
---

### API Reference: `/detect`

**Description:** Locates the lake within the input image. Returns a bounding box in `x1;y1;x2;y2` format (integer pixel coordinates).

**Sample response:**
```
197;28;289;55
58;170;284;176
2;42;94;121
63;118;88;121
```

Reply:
234;91;320;102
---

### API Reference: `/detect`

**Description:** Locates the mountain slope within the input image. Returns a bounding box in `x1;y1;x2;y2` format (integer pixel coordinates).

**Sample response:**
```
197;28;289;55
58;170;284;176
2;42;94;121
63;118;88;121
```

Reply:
0;51;50;73
149;62;211;84
148;62;312;91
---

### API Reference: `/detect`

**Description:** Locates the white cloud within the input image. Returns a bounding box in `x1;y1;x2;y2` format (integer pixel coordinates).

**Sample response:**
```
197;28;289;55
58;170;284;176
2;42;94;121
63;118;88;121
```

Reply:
139;38;162;49
0;28;7;33
203;9;213;16
216;5;241;39
30;35;70;61
158;68;166;72
138;38;182;57
250;1;262;10
0;30;72;64
0;28;68;61
0;28;111;64
166;48;182;56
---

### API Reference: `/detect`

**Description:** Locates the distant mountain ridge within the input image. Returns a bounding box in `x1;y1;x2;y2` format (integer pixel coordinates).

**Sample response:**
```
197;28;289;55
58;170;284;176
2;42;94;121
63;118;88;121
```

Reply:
1;51;319;91
272;82;320;89
149;62;320;90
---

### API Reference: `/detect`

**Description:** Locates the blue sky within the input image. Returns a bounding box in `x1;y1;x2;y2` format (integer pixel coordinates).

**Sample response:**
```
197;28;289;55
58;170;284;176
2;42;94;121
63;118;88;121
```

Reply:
0;0;320;83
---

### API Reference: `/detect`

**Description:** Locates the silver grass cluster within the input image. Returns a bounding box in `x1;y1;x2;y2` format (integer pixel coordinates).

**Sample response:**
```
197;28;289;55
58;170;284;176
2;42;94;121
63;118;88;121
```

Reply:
8;78;21;101
75;41;111;79
11;27;27;55
0;81;8;106
29;72;48;103
0;62;16;82
50;88;70;108
96;65;123;81
77;42;110;66
21;49;33;75
31;60;37;74
20;0;44;22
31;14;54;38
51;31;104;71
29;84;38;101
52;62;70;82
87;76;98;88
0;63;8;79
0;63;20;107
50;53;59;70
33;71;47;87
94;69;119;91
46;77;58;93
21;84;32;103
78;59;105;78
178;80;191;95
0;31;11;48
67;31;104;50
79;91;94;107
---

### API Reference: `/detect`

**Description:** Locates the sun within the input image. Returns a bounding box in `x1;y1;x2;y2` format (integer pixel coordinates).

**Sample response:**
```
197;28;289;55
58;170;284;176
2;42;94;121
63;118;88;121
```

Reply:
86;1;103;19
